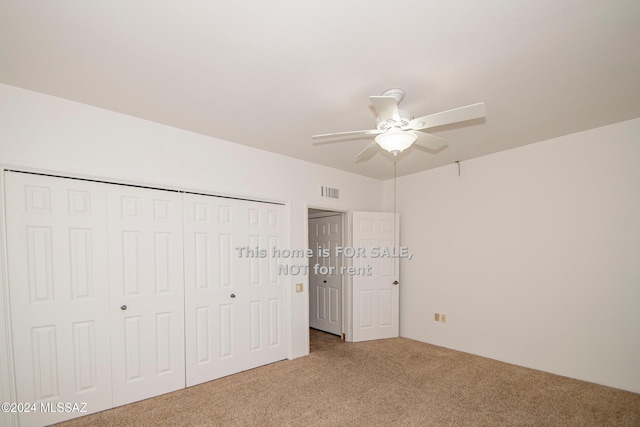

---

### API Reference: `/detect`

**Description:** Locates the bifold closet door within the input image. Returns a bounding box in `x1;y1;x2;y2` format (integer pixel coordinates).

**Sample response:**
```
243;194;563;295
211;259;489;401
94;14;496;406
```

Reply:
184;195;286;386
183;195;243;385
239;200;287;371
107;185;185;407
5;172;113;427
4;172;186;425
5;171;286;425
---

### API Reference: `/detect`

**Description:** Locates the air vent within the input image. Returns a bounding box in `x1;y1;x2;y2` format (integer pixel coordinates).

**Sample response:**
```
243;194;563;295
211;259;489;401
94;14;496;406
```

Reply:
320;186;340;199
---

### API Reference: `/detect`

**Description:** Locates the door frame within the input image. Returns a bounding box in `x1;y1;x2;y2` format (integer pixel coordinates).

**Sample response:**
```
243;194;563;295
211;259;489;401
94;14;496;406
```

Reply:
307;208;353;342
0;165;294;427
0;167;17;427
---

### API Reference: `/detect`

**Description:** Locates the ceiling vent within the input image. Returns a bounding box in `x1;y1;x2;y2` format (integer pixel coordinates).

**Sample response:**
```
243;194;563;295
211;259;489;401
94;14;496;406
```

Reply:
320;186;340;199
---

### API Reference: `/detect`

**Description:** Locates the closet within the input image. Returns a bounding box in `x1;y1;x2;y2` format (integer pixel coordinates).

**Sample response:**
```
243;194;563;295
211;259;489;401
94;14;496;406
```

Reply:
4;171;286;426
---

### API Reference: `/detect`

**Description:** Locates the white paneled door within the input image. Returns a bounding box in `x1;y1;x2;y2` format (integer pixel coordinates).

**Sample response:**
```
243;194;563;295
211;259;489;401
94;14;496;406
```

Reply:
352;212;399;342
183;195;286;386
308;215;342;336
107;185;185;407
5;172;113;427
4;171;288;426
240;200;286;371
183;195;243;385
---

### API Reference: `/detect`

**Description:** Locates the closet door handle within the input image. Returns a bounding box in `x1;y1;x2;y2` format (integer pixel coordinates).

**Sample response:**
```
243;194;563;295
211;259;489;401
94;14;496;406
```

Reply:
392;281;399;286
121;305;127;310
230;294;236;299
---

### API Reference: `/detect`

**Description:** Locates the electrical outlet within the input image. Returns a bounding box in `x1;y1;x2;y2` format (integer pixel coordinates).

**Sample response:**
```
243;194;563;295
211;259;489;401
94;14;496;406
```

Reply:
434;313;440;321
295;283;303;293
441;314;446;323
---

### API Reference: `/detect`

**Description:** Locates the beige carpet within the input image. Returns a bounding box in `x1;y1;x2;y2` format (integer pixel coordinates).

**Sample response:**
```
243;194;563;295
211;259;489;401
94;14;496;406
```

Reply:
55;336;640;426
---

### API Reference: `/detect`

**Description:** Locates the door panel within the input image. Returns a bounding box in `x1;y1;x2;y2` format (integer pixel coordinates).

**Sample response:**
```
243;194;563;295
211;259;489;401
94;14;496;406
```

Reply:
352;212;399;342
108;186;185;406
184;196;286;385
184;195;243;385
5;172;112;427
308;215;342;335
238;201;286;371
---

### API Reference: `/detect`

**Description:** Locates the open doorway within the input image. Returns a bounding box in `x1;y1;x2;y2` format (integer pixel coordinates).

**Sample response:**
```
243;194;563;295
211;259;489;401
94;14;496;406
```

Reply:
308;208;346;350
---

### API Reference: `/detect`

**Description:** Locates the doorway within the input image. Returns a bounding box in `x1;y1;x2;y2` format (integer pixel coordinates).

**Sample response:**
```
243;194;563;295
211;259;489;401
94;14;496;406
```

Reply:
309;328;343;353
308;209;345;341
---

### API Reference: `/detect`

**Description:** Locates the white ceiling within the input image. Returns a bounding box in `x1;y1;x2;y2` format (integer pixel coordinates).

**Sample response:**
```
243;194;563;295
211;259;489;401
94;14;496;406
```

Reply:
1;1;639;180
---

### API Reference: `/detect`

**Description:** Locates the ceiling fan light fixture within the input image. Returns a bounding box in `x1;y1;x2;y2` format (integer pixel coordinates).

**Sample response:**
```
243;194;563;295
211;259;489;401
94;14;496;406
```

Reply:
375;130;417;156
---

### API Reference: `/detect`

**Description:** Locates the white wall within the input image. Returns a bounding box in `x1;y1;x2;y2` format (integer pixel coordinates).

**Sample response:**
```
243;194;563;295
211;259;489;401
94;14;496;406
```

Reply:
392;118;640;393
0;83;383;403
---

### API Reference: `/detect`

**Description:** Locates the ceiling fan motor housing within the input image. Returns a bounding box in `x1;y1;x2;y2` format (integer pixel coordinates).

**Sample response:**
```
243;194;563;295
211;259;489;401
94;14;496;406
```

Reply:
376;109;414;131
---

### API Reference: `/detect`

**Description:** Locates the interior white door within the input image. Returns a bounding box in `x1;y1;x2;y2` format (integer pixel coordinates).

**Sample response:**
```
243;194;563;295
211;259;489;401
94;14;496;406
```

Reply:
5;172;113;427
308;215;342;335
108;185;185;407
183;196;286;385
351;211;399;342
4;171;288;425
183;194;243;386
239;201;287;371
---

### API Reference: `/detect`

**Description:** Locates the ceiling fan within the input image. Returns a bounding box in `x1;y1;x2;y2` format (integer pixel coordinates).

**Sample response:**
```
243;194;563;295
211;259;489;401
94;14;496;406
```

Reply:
312;88;486;161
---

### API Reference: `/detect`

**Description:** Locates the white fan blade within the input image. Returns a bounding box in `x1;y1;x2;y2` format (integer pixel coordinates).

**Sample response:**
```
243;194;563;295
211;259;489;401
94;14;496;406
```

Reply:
412;131;448;151
370;96;400;123
312;129;382;139
409;102;486;131
355;141;379;161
